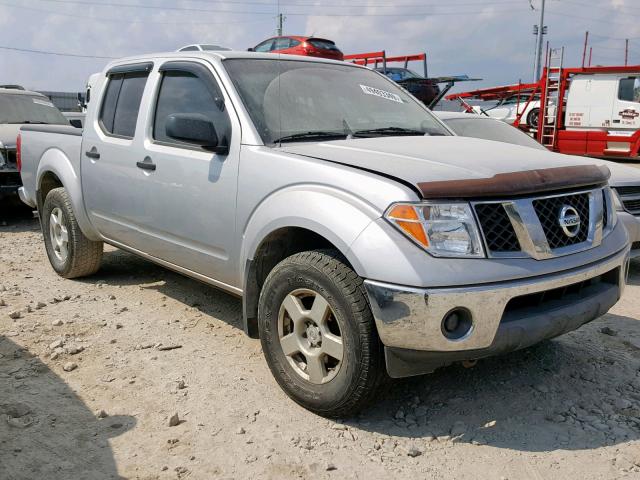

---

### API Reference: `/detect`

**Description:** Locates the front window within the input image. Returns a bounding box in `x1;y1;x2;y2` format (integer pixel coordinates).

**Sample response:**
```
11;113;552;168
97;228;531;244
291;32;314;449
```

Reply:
224;59;449;144
0;94;68;125
618;77;640;103
444;117;547;150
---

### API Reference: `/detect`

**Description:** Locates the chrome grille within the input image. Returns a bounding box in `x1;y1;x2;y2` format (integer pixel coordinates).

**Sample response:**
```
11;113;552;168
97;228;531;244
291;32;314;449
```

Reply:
532;193;590;249
614;186;640;214
474;204;520;252
472;187;611;260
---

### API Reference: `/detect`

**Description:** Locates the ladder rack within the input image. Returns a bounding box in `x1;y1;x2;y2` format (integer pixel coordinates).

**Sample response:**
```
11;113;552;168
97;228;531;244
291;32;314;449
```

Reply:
537;47;564;149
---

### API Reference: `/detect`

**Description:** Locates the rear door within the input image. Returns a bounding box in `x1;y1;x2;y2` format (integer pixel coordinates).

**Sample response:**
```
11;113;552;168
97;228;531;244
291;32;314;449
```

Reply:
81;62;153;250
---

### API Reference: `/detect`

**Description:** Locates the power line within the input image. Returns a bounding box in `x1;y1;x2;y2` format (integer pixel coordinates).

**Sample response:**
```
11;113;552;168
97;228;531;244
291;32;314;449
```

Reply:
0;1;531;22
547;10;640;26
31;0;522;9
0;1;274;24
0;44;116;59
557;0;640;13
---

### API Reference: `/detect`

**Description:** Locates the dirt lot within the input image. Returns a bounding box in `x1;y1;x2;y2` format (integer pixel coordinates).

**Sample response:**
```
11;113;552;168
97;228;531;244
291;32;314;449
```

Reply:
1;211;640;480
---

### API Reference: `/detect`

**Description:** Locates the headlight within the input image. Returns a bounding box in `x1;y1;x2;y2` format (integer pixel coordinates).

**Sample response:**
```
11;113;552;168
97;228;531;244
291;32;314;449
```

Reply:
385;202;485;258
610;187;624;212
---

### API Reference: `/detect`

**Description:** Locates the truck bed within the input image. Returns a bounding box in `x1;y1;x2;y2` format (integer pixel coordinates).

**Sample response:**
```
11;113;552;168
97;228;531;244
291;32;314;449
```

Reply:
19;124;82;208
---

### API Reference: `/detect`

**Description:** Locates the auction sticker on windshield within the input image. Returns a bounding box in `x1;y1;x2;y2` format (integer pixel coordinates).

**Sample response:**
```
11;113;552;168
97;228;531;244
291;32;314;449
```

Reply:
32;98;55;108
359;85;403;103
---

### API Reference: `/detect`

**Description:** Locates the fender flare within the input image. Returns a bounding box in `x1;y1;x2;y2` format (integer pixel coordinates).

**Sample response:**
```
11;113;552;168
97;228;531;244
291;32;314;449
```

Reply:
239;185;382;337
240;185;381;277
36;148;101;241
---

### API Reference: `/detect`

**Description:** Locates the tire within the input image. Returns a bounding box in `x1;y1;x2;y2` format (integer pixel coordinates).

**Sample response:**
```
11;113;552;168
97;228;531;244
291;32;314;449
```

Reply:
41;187;103;278
258;249;386;417
527;108;540;129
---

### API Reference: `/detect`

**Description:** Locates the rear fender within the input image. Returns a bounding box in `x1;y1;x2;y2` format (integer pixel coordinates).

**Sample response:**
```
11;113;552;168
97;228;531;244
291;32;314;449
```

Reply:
37;148;100;241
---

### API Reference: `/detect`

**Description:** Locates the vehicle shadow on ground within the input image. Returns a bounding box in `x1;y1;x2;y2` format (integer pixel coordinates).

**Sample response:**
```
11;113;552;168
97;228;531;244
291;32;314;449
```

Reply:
86;248;244;331
0;336;136;480
59;234;640;455
353;311;640;452
626;257;640;286
0;206;39;234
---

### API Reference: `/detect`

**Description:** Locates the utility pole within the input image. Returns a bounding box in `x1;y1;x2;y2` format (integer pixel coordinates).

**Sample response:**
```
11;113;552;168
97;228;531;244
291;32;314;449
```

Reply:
581;31;589;68
276;13;284;36
534;0;546;80
625;38;629;66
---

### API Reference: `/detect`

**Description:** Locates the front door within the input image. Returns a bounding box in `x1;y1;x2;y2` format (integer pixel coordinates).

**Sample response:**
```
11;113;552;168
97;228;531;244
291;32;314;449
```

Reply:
134;60;240;287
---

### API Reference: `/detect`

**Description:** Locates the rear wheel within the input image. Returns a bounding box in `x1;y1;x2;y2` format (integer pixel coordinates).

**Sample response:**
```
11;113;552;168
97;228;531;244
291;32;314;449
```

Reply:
42;187;103;278
258;249;386;417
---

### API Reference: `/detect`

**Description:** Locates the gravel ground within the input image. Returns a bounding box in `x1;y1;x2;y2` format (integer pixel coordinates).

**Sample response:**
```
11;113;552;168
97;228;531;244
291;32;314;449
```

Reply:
1;212;640;480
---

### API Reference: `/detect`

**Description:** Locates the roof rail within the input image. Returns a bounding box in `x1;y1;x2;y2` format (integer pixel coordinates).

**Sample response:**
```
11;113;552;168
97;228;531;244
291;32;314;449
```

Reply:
0;84;25;90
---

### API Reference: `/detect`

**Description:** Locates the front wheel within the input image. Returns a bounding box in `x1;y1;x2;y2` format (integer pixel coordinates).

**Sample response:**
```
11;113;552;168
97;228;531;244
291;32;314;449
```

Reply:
42;187;103;278
527;108;540;129
258;250;386;417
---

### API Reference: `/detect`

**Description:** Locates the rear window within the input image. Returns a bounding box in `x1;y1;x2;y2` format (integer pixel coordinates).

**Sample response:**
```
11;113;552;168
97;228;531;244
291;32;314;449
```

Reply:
99;72;148;138
308;39;339;51
0;94;68;125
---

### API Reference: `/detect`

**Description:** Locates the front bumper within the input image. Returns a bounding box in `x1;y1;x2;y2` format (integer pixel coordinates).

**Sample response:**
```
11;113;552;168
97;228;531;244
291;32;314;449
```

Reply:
364;246;629;377
618;211;640;257
0;170;21;199
17;186;35;208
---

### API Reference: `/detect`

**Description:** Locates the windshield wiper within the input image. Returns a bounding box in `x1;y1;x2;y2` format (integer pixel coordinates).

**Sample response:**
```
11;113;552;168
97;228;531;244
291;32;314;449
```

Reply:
273;131;347;144
353;127;426;137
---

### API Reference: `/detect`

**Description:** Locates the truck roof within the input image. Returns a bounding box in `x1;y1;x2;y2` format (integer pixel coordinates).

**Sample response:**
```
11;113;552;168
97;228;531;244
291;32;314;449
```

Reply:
104;50;359;71
0;88;47;97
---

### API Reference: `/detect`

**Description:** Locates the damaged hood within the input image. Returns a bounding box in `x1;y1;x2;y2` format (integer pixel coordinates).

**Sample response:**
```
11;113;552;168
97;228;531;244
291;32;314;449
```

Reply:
280;136;610;198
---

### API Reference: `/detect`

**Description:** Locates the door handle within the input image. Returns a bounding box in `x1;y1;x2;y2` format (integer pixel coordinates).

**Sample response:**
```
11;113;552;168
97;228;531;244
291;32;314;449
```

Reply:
85;149;100;159
136;158;156;171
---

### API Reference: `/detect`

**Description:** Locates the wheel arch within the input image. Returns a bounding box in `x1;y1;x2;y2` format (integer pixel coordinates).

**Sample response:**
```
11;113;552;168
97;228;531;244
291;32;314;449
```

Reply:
242;225;361;338
36;149;100;241
239;186;382;338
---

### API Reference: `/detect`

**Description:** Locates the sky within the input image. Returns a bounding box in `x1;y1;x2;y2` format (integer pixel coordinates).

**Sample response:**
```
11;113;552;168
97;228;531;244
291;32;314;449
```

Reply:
0;0;639;94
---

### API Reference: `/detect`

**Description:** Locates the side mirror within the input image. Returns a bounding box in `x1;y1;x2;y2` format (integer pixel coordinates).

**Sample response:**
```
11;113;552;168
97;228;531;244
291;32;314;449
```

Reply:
165;113;229;155
247;47;255;52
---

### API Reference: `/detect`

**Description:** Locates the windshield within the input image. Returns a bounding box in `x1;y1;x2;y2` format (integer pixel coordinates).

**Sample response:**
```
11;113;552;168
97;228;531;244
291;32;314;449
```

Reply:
0;93;68;125
379;68;422;82
224;59;449;144
443;117;546;150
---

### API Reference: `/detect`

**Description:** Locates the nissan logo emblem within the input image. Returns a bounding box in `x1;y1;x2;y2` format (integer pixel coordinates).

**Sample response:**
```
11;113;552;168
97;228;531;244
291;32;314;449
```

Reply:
558;205;581;238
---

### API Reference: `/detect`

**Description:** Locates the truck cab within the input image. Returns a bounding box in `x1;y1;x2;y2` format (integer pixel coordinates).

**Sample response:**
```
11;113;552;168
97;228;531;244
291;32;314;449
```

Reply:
566;74;640;132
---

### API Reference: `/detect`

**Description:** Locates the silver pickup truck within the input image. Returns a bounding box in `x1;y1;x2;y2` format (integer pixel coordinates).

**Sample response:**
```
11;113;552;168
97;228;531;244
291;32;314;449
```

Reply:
18;51;630;417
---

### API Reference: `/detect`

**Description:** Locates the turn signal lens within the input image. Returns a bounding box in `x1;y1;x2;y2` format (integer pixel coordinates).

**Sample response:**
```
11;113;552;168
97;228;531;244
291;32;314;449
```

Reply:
387;204;429;247
387;204;420;221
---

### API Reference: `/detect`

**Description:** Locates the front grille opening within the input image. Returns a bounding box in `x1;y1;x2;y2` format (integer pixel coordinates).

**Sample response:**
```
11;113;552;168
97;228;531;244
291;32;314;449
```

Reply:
474;203;520;252
622;198;640;213
0;172;21;187
533;193;590;249
615;186;640;196
5;149;16;166
503;267;619;321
